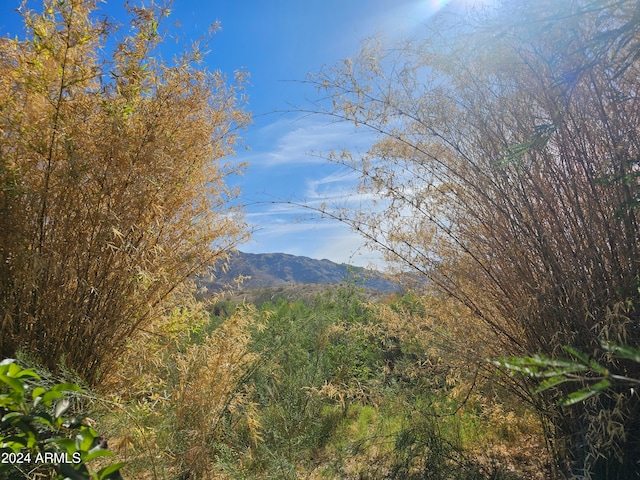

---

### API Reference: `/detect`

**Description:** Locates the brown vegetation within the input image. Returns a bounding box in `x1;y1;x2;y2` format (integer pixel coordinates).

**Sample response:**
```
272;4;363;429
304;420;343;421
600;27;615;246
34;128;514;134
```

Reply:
0;0;249;383
307;1;640;477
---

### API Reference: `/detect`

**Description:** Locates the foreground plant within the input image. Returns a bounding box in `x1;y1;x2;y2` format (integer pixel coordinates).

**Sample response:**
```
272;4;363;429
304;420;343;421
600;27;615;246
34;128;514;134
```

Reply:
0;358;123;479
98;301;262;479
496;340;640;406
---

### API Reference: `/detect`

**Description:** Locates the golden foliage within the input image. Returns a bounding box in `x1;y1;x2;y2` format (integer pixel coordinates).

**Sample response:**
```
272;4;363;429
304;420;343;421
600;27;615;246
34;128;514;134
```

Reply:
0;0;250;382
100;300;262;479
309;1;640;475
171;305;259;478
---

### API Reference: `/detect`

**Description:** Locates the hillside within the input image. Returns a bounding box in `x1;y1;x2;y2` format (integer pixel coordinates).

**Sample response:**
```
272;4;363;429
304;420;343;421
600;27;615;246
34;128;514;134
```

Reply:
202;251;400;293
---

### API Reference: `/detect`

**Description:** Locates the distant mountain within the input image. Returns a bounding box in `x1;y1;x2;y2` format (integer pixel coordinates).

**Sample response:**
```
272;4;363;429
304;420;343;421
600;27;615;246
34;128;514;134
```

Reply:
203;251;400;293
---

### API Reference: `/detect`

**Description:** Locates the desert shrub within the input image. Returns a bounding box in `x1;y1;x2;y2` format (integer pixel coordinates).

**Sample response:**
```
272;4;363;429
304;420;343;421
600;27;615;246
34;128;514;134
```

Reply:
90;286;542;479
212;288;541;479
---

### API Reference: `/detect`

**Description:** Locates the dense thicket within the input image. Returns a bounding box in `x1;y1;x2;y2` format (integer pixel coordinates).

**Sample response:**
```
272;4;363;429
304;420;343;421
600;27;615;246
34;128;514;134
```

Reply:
309;1;640;477
0;0;249;383
105;287;541;479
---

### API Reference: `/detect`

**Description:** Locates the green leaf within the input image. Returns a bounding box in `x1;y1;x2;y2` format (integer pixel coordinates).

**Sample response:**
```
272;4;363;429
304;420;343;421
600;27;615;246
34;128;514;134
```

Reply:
589;378;613;393
25;429;37;448
6;363;21;377
0;436;29;450
50;382;82;393
0;374;24;394
12;368;40;381
49;437;76;452
1;411;24;424
533;375;569;394
97;462;126;480
76;427;98;451
83;448;114;463
561;345;607;375
560;388;599;406
32;386;46;401
560;379;612;406
602;341;640;363
38;390;64;406
495;355;588;378
563;346;590;365
587;357;608;376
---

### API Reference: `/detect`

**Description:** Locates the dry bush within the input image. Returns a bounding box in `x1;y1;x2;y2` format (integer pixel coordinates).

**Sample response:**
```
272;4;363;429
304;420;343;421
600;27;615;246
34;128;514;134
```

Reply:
98;300;262;479
373;293;546;476
307;2;640;474
170;305;260;479
0;0;249;383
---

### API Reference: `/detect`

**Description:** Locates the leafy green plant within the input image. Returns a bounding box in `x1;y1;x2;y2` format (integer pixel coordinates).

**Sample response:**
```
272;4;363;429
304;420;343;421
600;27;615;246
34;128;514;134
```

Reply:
0;359;124;479
495;340;640;406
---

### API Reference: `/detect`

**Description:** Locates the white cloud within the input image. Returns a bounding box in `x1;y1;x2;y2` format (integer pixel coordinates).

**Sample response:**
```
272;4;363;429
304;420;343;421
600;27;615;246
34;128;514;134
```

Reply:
233;113;390;267
238;219;383;268
237;115;377;169
310;232;385;268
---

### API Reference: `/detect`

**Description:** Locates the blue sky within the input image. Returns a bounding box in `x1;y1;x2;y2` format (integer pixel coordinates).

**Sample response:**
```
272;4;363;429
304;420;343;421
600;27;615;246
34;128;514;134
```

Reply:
0;0;455;267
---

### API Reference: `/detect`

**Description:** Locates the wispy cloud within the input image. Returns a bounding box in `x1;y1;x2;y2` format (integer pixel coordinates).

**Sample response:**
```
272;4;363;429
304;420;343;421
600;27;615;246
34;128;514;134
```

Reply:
237;115;376;168
239;216;383;268
233;113;388;266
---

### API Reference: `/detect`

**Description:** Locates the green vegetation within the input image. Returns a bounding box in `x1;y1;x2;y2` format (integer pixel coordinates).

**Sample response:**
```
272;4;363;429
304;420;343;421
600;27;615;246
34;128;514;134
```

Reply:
0;359;123;479
91;284;544;479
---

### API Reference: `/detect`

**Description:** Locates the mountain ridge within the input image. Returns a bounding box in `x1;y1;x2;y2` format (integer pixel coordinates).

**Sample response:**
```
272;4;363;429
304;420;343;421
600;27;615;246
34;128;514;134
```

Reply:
203;251;400;293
